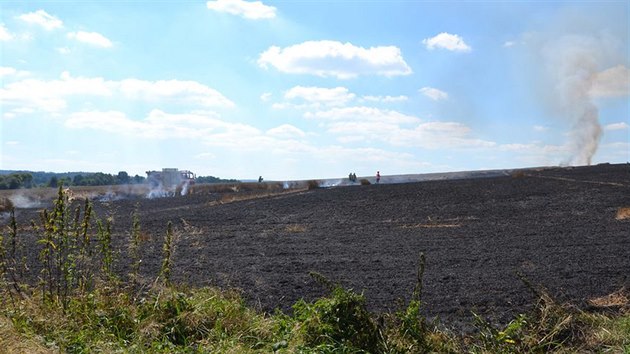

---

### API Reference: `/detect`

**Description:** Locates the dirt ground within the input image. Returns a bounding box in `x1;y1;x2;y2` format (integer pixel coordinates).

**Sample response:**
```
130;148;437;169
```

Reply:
5;163;630;331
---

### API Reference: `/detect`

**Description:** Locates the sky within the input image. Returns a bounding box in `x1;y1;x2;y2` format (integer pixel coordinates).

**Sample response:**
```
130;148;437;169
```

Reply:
1;0;628;181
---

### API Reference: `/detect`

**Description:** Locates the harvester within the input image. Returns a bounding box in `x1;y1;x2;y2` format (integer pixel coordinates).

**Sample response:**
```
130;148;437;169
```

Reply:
146;168;196;195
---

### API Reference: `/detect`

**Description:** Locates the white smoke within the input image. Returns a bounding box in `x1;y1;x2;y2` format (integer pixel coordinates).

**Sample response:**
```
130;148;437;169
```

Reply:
9;193;43;208
180;181;190;196
540;34;604;165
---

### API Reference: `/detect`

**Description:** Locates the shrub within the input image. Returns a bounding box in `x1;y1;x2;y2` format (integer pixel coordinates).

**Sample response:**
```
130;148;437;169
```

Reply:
0;197;13;212
292;286;380;352
360;179;371;185
307;180;320;190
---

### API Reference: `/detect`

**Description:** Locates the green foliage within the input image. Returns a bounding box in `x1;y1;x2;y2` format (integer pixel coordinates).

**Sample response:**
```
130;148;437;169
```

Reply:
195;175;240;184
0;173;33;189
291;285;380;352
160;221;174;284
129;204;142;282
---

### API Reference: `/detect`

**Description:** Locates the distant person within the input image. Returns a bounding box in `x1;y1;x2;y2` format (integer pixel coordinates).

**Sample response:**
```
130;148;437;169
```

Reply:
258;176;263;183
376;171;380;184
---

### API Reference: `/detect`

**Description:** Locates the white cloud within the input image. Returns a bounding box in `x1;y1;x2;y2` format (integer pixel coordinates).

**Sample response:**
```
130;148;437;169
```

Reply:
266;124;306;139
590;65;630;97
604;122;629;131
0;24;13;41
361;95;408;103
118;78;235;107
304;106;494;149
17;10;63;30
305;106;420;124
0;72;234;114
65;110;229;139
206;0;276;20
533;125;549;132
258;40;412;79
284;86;355;106
195;152;217;160
260;92;272;101
503;41;515;48
0;66;30;78
67;31;113;48
56;47;71;55
419;87;448;101
422;32;471;52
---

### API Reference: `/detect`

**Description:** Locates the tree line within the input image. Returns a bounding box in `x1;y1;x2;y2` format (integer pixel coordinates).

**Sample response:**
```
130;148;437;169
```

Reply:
0;171;145;190
0;170;240;190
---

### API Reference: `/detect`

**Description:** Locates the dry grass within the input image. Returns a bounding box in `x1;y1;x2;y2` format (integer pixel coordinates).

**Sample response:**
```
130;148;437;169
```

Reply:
588;288;629;309
0;197;13;212
511;170;526;178
615;207;630;220
0;315;53;354
180;218;205;236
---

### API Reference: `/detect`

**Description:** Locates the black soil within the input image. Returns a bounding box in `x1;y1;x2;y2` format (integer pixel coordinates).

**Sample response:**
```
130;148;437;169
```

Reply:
7;164;630;331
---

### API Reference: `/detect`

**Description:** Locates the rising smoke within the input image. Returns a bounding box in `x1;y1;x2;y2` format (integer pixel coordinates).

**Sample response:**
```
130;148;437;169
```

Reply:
540;34;605;166
525;2;630;167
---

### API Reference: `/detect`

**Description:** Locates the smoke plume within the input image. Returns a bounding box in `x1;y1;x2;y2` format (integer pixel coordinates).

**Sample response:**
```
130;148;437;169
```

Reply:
541;34;603;165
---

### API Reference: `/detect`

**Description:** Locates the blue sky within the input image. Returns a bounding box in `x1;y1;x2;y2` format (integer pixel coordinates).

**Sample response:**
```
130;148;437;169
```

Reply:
1;1;628;180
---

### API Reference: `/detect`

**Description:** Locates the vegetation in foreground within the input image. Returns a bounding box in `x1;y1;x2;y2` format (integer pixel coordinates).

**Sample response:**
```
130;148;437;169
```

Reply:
0;187;628;353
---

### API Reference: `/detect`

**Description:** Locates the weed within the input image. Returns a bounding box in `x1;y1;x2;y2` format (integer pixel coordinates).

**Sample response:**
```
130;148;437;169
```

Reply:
159;221;174;285
129;204;142;282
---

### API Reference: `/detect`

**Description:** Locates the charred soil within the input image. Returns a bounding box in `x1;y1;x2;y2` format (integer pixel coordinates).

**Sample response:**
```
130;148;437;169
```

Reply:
6;163;630;332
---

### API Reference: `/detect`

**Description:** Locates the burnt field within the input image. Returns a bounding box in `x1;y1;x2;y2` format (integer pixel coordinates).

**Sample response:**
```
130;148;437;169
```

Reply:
5;163;630;331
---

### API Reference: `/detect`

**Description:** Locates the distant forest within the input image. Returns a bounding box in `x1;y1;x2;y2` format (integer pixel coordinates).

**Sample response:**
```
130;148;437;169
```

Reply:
0;170;239;190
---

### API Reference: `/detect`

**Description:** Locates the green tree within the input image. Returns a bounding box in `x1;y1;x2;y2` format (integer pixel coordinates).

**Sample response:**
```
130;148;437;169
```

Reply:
117;171;130;185
49;176;59;188
73;174;85;186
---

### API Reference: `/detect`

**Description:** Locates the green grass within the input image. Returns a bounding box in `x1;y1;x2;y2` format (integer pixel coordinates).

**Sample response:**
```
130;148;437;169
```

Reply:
1;186;628;353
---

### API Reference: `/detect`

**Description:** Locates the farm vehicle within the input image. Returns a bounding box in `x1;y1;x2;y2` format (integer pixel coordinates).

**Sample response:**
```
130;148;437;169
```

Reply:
146;168;196;196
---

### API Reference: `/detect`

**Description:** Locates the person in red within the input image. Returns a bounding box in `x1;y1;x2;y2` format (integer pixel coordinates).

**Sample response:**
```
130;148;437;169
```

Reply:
376;171;380;183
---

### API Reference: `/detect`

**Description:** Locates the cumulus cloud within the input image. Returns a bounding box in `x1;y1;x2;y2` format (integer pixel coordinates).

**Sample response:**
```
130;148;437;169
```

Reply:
258;40;412;79
604;122;629;131
260;92;272;101
266;124;306;138
590;65;630;98
533;125;549;132
305;106;420;124
422;32;471;52
419;87;448;101
67;31;113;48
0;24;13;41
206;0;276;20
0;66;30;78
284;86;355;107
65;109;231;139
0;72;234;114
304;106;494;149
17;10;63;30
361;95;408;103
118;78;234;107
